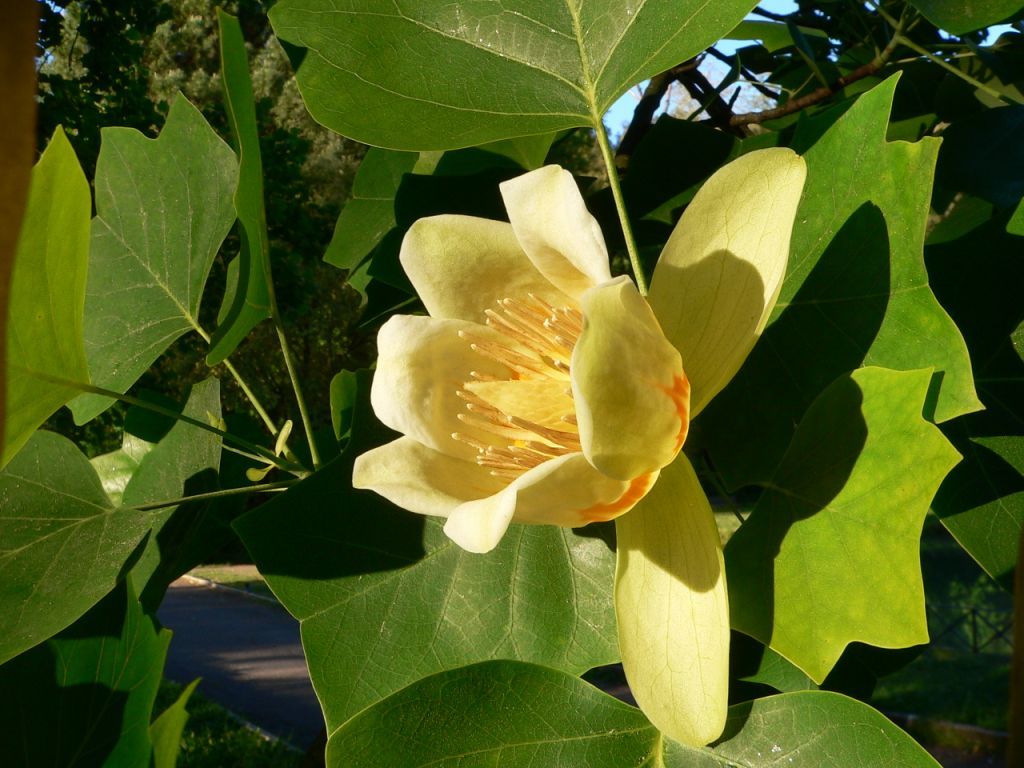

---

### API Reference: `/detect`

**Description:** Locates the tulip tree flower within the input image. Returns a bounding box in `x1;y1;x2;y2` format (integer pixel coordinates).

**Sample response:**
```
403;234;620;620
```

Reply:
353;149;807;747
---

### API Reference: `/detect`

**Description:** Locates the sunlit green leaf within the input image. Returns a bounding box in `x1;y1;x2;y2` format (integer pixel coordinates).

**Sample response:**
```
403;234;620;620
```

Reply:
70;95;237;423
727;367;961;682
699;76;980;489
0;432;154;665
4;128;90;467
271;0;758;149
726;19;828;52
234;373;618;732
0;580;170;767
326;661;940;767
207;11;273;365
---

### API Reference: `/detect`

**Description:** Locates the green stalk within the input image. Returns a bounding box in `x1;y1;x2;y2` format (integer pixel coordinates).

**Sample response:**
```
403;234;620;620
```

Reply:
129;479;298;512
24;369;301;473
192;323;280;438
594;116;648;295
896;35;1021;105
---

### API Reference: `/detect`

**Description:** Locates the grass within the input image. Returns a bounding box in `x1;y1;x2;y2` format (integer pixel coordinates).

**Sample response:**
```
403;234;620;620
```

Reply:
871;648;1011;732
188;564;277;600
154;680;302;768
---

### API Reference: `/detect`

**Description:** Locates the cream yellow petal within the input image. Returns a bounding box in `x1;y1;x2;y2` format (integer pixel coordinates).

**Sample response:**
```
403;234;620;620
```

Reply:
444;453;657;553
615;452;729;747
649;148;806;416
500;165;612;300
572;277;689;482
370;315;509;461
352;436;506;517
400;215;574;321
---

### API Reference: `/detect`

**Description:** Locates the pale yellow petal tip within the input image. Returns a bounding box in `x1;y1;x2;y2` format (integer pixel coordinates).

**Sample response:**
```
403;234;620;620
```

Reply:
572;277;687;481
443;493;515;554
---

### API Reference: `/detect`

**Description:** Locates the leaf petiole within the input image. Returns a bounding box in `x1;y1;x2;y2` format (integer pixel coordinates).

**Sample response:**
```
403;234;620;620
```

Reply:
594;116;648;295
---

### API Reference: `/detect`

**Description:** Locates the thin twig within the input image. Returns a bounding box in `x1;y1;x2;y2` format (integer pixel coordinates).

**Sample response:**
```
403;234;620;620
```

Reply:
128;479;298;512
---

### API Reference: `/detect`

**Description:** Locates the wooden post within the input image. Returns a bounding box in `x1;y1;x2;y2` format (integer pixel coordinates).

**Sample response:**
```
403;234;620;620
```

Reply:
0;0;39;448
1009;528;1024;767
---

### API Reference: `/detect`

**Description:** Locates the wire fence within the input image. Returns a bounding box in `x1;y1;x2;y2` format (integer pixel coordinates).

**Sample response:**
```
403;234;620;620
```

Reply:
928;602;1014;654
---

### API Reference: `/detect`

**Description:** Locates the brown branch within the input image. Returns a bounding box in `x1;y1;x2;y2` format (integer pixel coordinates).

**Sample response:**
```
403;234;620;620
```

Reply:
677;66;750;137
730;21;904;127
614;59;698;167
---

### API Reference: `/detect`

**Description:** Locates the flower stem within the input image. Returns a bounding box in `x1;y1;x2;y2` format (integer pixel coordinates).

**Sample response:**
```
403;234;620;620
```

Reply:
269;313;322;469
192;323;280;438
128;479;297;511
594;116;648;295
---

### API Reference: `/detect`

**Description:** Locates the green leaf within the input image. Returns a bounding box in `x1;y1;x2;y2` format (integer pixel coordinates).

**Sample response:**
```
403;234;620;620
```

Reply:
0;431;154;665
726;19;828;53
927;213;1024;586
70;95;238;423
726;367;961;682
329;369;358;441
680;690;942;768
122;379;223;611
477;132;559;170
699;75;980;490
907;0;1024;34
234;372;618;732
4;128;91;467
270;0;759;149
0;579;171;767
328;661;657;767
326;661;940;767
207;10;273;365
1008;196;1024;235
151;679;200;768
323;148;421;271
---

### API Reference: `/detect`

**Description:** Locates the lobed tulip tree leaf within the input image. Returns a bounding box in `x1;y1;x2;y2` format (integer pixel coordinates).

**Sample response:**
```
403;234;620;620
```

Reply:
207;11;273;365
926;213;1024;587
907;0;1024;34
122;378;223;612
0;580;171;768
0;431;155;665
327;661;940;768
699;76;980;490
269;0;759;150
3;128;91;468
234;372;619;732
150;679;200;768
726;367;961;683
70;95;237;424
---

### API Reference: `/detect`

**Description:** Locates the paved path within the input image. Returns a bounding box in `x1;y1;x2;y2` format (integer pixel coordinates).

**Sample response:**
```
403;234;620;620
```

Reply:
157;579;322;748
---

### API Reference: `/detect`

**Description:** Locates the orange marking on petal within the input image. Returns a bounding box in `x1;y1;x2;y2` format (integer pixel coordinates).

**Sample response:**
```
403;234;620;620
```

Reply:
579;472;657;524
661;372;691;453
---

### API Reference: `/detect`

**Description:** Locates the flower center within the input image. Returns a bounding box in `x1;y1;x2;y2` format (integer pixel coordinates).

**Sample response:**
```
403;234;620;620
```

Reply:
453;295;584;479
